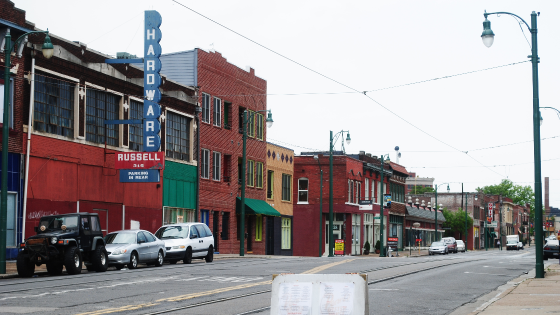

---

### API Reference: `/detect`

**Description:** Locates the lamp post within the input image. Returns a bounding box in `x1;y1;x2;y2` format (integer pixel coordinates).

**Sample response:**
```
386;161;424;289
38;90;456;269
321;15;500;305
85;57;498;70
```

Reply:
314;155;323;257
481;10;544;278
328;130;351;257
1;29;53;274
239;110;273;256
434;183;450;242
377;154;390;257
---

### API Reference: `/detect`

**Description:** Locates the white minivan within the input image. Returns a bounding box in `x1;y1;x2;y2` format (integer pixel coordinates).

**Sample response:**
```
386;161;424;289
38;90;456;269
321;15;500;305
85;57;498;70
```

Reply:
155;223;214;264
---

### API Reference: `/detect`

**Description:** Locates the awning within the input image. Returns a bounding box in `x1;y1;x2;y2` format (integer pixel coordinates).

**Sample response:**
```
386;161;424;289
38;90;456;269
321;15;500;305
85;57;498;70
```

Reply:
236;197;282;217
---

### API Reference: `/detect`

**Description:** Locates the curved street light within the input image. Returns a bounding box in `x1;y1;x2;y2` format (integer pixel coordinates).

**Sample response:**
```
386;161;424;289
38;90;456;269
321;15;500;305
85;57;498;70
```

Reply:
481;10;544;278
1;29;53;274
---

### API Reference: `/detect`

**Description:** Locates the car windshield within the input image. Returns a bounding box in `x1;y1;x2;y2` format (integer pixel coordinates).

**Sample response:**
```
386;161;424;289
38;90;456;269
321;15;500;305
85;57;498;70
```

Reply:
457;240;464;244
442;239;452;243
39;215;79;231
431;242;444;246
156;226;189;239
104;232;136;244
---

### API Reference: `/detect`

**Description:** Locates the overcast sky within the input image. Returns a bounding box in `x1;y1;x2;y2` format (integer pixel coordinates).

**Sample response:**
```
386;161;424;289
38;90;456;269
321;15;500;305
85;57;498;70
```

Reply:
13;0;560;204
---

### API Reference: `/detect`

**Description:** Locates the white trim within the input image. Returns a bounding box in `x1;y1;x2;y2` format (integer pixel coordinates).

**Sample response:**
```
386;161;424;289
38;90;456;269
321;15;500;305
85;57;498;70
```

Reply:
129;96;143;103
166;107;194;119
85;81;105;91
35;66;79;82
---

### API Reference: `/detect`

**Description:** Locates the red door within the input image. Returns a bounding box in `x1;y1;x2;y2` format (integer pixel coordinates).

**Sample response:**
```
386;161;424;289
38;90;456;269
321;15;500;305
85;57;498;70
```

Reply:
80;201;122;235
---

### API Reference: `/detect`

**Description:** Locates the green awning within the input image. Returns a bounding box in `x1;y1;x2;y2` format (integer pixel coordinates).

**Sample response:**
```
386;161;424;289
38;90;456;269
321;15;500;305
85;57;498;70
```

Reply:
236;197;282;217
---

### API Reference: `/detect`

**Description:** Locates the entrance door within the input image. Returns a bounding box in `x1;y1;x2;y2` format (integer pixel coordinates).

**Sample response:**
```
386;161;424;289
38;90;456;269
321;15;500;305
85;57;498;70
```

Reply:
325;222;342;255
213;212;219;252
352;214;360;255
266;217;275;255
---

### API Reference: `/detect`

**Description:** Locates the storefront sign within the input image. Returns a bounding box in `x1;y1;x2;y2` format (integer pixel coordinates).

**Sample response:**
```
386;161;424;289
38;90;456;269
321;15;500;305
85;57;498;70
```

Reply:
115;152;164;169
387;237;398;250
359;200;372;210
119;169;160;182
143;11;162;152
486;221;497;228
334;239;344;255
384;194;392;208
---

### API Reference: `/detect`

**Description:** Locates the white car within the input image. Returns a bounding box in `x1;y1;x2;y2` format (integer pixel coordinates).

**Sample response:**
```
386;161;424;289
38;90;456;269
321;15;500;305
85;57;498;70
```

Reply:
518;241;524;250
456;240;466;252
429;241;448;255
155;223;214;264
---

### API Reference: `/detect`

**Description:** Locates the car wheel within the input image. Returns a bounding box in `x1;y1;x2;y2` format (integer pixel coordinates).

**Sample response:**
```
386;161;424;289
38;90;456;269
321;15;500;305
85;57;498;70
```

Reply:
205;246;214;263
155;250;164;267
64;246;82;275
183;247;193;264
16;252;35;278
47;262;64;276
115;265;123;270
169;260;178;264
128;252;138;269
92;245;108;272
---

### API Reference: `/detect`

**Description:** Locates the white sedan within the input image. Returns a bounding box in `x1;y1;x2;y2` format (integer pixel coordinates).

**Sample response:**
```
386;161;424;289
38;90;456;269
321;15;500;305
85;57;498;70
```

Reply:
456;240;466;252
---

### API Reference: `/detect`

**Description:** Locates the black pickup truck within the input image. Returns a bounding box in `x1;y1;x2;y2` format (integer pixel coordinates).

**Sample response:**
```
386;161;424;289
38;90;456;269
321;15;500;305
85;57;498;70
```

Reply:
17;213;108;277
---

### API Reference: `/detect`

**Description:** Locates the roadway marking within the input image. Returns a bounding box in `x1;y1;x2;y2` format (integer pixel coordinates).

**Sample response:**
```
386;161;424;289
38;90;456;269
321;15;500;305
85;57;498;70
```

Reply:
464;271;507;276
75;259;354;315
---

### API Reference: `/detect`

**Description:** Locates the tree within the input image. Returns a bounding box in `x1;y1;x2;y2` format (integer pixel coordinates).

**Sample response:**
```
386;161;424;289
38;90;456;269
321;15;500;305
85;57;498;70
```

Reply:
442;207;473;237
410;186;435;194
477;179;535;211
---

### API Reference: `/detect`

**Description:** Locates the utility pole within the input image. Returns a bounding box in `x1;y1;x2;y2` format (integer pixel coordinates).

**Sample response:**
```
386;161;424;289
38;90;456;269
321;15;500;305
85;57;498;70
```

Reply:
499;196;503;251
465;192;468;252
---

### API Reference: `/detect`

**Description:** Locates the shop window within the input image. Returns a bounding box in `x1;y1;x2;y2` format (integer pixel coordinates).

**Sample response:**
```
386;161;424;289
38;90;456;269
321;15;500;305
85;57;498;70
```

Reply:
298;178;308;204
282;218;291;249
255;215;263;241
213;97;221;127
212;152;221;181
86;89;119;146
282;174;292;201
201;149;210;179
202;93;210;123
165;111;191;161
129;99;143;151
5;193;16;247
163;207;195;225
33;75;72;137
247;160;255;187
267;170;274;199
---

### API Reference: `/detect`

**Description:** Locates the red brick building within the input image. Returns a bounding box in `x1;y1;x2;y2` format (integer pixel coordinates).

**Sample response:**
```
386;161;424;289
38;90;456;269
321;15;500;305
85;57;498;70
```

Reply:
161;49;276;255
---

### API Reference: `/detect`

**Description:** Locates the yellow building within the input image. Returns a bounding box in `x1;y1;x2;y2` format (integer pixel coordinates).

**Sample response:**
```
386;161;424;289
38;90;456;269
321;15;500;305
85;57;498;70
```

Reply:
266;142;294;256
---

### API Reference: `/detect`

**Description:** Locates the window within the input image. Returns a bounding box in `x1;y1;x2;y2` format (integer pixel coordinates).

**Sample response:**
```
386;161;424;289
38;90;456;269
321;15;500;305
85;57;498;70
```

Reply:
282;218;291;249
5;193;16;247
247;160;255;187
256;162;263;188
212;152;221;181
267;170;274;199
90;215;100;232
298;178;309;203
222;212;230;240
348;180;353;203
33;75;73;137
371;180;375;203
163;207;195;225
201;149;210;179
202;93;210;123
129;99;143;151
86;90;120;146
213;97;221;127
365;178;369;200
224;102;232;129
282;174;292;201
255;215;263;241
256;113;263;140
356;182;361;204
166;111;191;161
247;110;255;137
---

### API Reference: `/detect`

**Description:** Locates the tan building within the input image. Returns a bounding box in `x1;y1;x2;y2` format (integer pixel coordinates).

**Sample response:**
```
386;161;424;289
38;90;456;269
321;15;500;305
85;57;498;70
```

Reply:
266;142;295;255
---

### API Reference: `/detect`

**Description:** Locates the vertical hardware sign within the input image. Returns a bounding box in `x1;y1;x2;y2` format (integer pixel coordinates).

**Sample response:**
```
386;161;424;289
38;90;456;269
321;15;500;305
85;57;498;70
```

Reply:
143;11;162;152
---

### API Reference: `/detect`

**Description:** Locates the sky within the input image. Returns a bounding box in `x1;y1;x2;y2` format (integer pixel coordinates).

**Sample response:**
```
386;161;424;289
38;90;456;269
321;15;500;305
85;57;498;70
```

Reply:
13;0;560;205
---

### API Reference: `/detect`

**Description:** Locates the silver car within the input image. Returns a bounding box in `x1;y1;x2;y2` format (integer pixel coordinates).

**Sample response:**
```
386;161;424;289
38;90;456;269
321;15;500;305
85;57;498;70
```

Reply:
104;230;166;269
456;240;466;252
429;241;448;255
155;223;214;264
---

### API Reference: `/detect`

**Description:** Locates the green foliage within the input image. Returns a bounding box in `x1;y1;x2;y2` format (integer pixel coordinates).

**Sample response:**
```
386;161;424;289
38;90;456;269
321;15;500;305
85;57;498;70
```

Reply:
363;241;371;251
410;186;435;194
442;207;473;236
477;179;535;211
375;240;381;250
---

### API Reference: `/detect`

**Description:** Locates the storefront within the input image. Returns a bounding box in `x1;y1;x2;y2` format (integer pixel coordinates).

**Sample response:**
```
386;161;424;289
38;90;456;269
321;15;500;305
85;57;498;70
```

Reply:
162;161;197;225
389;214;404;249
404;205;445;249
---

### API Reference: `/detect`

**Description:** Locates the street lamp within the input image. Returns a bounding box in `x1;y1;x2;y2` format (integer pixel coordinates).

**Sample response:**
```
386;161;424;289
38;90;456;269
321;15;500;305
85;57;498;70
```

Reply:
412;222;420;256
239;109;273;256
434;183;450;242
378;154;390;257
314;155;323;257
1;29;53;274
328;130;351;257
481;10;544;278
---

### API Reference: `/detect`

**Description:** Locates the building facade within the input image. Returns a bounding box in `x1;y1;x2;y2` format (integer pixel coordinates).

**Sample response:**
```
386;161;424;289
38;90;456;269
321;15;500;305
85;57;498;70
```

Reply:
405;172;434;195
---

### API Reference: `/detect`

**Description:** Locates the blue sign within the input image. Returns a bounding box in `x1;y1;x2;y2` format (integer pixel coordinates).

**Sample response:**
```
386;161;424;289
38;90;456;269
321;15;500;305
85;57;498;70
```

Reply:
120;169;160;183
143;10;162;152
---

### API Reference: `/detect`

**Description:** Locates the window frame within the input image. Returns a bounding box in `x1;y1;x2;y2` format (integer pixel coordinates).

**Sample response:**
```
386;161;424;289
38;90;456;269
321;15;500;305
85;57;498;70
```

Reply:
256;113;263;140
282;174;292;202
255;215;263;241
298;178;309;204
128;99;143;151
281;218;291;249
247;160;255;187
202;93;210;123
255;162;263;188
247;110;255;138
355;181;361;204
212;151;221;181
165;110;192;162
267;170;274;199
201;149;210;179
86;89;120;147
213;97;222;127
32;75;74;137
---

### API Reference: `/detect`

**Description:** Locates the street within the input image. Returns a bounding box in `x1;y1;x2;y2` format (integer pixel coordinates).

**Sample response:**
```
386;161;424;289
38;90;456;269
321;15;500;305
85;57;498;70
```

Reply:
0;248;538;315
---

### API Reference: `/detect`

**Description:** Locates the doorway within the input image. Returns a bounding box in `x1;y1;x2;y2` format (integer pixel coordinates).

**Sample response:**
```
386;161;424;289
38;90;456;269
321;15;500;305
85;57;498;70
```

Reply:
266;217;275;255
325;222;342;255
352;214;360;255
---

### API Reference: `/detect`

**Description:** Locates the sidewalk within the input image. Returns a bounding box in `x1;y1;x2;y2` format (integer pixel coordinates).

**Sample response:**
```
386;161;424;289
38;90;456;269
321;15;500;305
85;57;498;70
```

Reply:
475;263;560;314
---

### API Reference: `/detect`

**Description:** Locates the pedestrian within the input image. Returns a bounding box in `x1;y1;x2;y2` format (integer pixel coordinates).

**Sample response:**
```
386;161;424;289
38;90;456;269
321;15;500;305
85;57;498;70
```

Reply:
497;240;500;248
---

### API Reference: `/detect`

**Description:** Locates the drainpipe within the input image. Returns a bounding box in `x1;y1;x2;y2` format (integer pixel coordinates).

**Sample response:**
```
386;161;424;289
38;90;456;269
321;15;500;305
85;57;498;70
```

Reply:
195;90;201;222
22;53;36;241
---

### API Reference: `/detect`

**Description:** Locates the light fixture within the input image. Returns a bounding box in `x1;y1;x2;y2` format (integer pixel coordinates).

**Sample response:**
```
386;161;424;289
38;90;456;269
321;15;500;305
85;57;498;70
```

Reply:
345;133;351;145
266;111;274;128
447;184;450;193
481;17;495;48
41;32;54;59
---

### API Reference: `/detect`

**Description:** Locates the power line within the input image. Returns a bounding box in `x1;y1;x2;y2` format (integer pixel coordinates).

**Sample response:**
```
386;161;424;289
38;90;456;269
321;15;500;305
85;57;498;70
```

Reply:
407;157;560;169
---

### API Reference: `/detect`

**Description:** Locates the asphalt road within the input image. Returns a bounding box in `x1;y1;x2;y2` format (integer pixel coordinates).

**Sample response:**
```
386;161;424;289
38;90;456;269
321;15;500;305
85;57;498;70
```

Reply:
0;247;538;315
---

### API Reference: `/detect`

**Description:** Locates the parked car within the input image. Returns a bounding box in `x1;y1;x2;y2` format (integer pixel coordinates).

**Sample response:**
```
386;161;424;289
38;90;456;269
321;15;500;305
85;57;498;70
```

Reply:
441;237;458;253
456;240;466;252
506;235;520;250
104;230;166;269
17;213;108;277
518;241;524;250
543;240;560;260
429;241;448;255
155;223;214;264
546;234;557;241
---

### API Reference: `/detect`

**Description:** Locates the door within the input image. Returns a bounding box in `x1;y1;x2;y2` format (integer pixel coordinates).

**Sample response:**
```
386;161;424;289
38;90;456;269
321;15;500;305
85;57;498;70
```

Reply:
136;231;150;262
194;224;209;257
213;212;219;252
352;214;360;255
189;225;202;257
142;231;156;259
247;217;253;252
325;223;342;255
266;217;275;255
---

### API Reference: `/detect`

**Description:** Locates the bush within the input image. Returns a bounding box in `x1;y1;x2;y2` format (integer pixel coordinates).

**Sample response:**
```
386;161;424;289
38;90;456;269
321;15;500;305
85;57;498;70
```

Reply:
375;240;381;250
364;241;370;252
